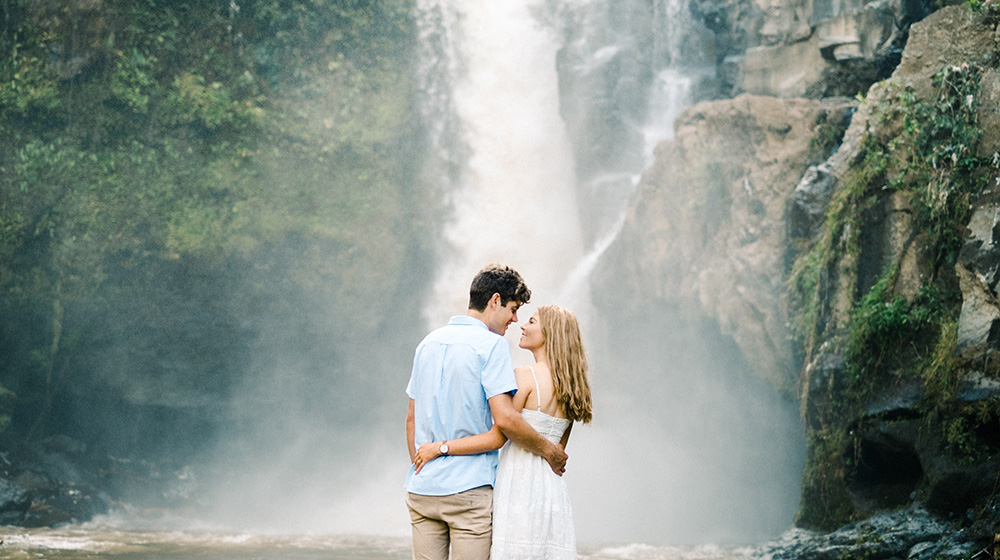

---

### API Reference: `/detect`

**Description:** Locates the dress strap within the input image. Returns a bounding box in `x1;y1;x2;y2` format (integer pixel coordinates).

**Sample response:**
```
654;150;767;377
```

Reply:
526;366;541;411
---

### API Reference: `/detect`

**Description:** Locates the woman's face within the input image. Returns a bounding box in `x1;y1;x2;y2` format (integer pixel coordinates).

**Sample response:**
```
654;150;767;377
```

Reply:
519;311;545;351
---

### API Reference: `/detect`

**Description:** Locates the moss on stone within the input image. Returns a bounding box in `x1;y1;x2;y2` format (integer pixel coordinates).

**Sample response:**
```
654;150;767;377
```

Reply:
793;45;998;524
797;426;858;530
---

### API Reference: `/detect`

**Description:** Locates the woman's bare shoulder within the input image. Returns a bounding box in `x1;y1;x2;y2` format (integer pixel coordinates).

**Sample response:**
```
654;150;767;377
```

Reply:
513;365;535;386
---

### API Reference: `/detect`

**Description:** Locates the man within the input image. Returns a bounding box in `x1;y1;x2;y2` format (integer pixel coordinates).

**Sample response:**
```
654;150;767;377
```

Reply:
405;264;569;560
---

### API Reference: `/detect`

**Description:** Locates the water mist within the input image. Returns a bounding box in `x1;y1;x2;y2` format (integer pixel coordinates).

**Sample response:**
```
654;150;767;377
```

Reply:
416;0;804;546
418;0;585;326
195;0;804;545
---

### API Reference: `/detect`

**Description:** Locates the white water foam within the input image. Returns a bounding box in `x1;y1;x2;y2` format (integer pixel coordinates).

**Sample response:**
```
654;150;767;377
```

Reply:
417;0;585;331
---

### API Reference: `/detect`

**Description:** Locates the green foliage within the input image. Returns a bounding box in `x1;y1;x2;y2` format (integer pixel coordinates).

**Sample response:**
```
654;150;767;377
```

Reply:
797;426;857;530
921;318;961;400
789;133;887;355
920;321;1000;463
791;62;989;387
111;48;158;114
789;242;826;344
845;275;954;388
162;72;263;133
942;399;1000;462
0;53;61;117
888;63;990;269
249;0;415;90
792;59;996;523
964;0;1000;20
808;112;851;165
0;0;418;269
0;23;62;120
945;415;980;459
0;0;421;440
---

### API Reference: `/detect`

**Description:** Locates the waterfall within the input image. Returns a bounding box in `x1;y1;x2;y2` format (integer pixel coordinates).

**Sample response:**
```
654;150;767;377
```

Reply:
417;0;584;330
415;0;698;324
414;0;803;547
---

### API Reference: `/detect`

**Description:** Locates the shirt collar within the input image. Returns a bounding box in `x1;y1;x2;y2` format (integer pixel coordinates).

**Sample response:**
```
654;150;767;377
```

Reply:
448;315;488;330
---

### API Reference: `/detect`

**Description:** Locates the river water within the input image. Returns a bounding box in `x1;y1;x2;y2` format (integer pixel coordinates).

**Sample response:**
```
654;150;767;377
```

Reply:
0;519;752;560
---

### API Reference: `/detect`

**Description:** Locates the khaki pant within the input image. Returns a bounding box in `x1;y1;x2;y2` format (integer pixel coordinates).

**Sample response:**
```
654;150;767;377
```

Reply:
406;486;493;560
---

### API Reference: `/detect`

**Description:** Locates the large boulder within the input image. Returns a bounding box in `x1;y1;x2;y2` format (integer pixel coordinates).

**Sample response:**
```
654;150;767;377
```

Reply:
596;94;855;393
0;437;110;527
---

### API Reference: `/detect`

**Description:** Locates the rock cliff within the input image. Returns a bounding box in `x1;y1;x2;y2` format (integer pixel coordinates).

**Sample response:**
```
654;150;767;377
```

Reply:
687;0;936;97
595;94;854;393
595;2;1000;540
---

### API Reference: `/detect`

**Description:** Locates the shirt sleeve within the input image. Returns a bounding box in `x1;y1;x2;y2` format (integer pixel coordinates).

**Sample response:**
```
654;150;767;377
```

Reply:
481;337;517;399
405;346;419;399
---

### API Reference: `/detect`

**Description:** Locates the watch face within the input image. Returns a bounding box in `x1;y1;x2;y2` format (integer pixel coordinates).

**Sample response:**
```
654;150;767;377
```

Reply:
440;443;449;455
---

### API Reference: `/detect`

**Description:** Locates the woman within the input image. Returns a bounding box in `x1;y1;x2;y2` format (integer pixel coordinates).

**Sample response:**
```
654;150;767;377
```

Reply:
413;304;593;560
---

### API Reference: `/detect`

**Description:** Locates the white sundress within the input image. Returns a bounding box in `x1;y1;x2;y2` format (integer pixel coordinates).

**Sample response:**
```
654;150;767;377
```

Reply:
491;367;577;560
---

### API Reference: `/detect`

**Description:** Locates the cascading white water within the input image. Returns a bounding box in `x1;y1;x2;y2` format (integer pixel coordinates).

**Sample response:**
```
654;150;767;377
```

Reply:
416;0;803;548
418;0;584;330
416;0;698;327
642;68;694;162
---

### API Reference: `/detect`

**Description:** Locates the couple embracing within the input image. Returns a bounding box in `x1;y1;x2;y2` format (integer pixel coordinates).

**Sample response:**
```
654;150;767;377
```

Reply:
405;264;594;560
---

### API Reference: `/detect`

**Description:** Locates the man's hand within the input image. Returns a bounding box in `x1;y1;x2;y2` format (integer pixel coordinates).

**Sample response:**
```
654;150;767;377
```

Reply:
490;393;570;476
546;443;568;476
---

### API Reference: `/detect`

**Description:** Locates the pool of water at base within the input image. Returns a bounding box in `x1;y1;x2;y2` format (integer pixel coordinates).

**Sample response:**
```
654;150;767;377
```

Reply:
0;524;753;560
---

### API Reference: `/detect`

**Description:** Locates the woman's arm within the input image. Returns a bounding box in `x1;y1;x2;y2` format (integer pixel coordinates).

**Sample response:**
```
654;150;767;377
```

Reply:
413;365;536;472
413;424;507;473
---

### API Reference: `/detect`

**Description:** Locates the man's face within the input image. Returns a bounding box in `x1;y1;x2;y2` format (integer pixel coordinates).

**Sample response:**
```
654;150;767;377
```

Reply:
488;299;521;335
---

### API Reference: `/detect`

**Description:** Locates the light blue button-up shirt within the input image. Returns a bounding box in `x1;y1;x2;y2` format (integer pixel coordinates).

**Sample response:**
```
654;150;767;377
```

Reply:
405;315;518;496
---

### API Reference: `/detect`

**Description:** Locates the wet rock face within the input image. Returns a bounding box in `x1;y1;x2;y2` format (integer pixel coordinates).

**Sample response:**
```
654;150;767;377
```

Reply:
791;163;835;240
595;0;1000;540
0;435;200;528
689;0;935;97
596;94;853;393
750;506;979;560
848;422;924;508
0;477;30;525
795;6;1000;530
957;191;1000;369
0;437;110;527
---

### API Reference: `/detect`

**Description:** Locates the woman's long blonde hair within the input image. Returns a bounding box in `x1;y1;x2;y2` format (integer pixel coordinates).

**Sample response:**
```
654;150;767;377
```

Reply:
539;305;593;423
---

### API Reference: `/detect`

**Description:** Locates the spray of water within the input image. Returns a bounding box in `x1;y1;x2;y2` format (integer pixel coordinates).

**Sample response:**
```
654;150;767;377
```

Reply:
420;0;584;330
413;0;804;547
194;0;803;546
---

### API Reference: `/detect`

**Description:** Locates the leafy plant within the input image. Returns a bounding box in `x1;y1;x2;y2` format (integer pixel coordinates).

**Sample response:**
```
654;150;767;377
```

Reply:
845;276;954;388
791;58;995;523
889;63;989;269
808;111;851;165
0;0;421;442
789;133;887;362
